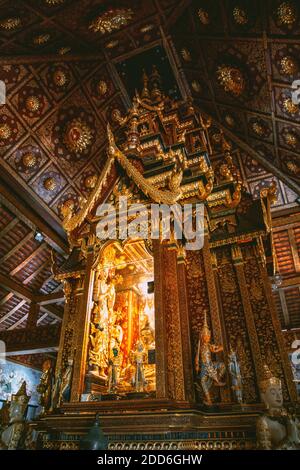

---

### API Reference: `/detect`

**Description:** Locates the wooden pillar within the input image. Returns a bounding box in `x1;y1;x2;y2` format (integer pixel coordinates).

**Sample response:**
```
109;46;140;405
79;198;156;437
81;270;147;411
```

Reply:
203;235;230;403
70;249;95;402
176;248;195;403
161;243;186;402
26;302;39;329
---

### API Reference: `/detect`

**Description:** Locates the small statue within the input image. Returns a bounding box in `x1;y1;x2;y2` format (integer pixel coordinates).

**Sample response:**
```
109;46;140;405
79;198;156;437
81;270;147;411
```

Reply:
195;311;226;405
36;359;53;415
50;371;62;412
89;323;108;378
59;359;73;405
108;347;121;393
0;381;30;450
256;364;300;449
131;341;147;393
228;346;243;404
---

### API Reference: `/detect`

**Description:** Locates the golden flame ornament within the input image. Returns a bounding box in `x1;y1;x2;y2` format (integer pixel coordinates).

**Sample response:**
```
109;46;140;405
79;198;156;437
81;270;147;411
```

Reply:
286;160;299;174
22;152;37;168
64;118;93;154
217;65;246;96
233;7;248;25
89;8;133;34
283;131;298;147
45;0;64;5
283;97;299;114
33;33;51;46
53;69;68;87
276;2;297;27
0;17;21;30
197;8;210;25
225;114;235;127
97;80;108;96
0;123;12;140
280;56;298;75
84;174;98;190
44;177;57;191
25;96;41;113
252;121;266;137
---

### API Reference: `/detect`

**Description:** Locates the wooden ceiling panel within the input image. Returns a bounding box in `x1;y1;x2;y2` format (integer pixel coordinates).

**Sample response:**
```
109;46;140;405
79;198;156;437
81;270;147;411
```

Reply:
172;0;300;195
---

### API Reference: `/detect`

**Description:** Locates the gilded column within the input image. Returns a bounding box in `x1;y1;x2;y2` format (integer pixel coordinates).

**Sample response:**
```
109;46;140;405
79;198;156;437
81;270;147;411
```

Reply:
255;243;297;402
232;246;264;385
203;235;230;403
70;247;95;402
153;239;167;399
216;246;258;403
162;243;186;402
55;278;82;378
176;247;195;403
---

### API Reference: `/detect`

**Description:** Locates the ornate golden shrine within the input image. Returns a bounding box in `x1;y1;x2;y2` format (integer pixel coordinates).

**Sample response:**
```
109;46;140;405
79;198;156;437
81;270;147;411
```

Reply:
33;69;297;450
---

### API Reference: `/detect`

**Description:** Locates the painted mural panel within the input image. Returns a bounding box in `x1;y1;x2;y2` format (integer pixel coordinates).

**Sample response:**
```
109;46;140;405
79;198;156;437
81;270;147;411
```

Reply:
0;360;41;406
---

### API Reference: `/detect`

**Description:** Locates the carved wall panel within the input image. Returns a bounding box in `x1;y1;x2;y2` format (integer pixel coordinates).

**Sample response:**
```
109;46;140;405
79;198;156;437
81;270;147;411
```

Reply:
161;246;185;401
216;247;258;403
242;245;296;401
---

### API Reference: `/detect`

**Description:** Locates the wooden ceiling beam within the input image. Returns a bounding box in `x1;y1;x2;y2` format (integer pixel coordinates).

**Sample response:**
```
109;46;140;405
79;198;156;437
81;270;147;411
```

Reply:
0;292;13;306
0;324;60;354
9;242;47;277
22;259;50;286
0;273;34;302
7;313;28;330
0;231;33;264
164;0;191;29
0;218;19;240
40;304;63;321
35;291;64;305
0;300;27;325
0;179;68;255
0;274;64;319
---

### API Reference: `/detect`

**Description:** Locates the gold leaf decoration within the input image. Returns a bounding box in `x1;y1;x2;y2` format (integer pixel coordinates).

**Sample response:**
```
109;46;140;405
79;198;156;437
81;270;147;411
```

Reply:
89;8;133;34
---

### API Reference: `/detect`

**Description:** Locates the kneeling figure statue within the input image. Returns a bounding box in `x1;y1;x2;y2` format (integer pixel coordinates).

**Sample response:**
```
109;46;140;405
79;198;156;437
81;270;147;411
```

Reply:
256;364;300;450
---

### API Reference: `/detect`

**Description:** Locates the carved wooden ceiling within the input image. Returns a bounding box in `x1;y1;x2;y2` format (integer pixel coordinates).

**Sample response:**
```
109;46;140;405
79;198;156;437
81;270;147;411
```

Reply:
171;0;300;196
0;0;299;351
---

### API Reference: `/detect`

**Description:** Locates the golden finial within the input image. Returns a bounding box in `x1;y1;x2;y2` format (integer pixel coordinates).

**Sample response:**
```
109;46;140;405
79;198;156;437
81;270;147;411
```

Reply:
201;310;210;338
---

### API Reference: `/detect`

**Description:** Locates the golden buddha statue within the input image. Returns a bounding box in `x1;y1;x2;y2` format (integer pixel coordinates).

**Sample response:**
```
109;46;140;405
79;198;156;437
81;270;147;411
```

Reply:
256;364;300;449
0;381;30;450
